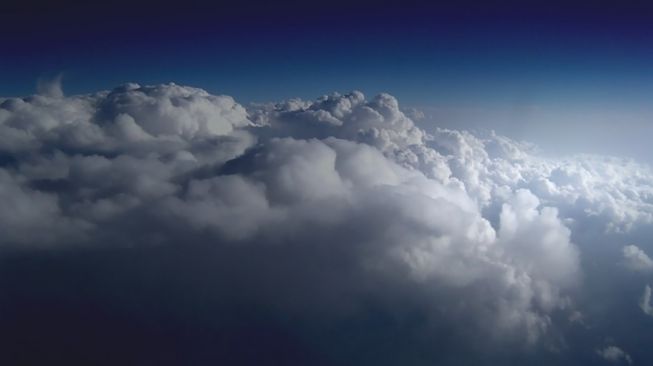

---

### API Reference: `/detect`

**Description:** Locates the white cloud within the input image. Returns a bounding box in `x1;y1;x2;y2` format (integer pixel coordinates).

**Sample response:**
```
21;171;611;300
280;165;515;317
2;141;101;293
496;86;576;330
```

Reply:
597;346;633;364
251;91;653;234
3;83;653;356
403;107;426;121
623;245;653;272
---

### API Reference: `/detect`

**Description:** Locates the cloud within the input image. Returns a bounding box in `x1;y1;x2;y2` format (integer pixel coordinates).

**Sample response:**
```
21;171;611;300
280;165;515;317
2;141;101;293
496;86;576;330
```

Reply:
2;83;653;364
623;245;653;272
251;92;653;235
37;74;64;98
0;168;89;245
597;346;633;364
404;107;426;121
640;285;653;316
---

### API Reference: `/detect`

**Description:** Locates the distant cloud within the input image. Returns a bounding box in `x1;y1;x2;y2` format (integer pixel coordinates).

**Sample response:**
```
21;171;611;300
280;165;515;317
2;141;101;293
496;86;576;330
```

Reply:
623;245;653;272
403;107;426;121
36;74;64;98
597;346;633;364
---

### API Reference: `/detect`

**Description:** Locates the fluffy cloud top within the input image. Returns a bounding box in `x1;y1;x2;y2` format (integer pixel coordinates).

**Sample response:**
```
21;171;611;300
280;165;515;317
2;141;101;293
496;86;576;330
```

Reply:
2;83;653;364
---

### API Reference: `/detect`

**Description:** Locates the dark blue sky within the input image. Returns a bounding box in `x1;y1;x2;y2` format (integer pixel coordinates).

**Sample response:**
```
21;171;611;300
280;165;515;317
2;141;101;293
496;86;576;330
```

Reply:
2;0;651;101
3;0;653;157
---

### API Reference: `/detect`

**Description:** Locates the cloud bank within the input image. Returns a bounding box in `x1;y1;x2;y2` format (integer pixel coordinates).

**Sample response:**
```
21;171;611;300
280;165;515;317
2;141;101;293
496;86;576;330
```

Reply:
1;83;653;364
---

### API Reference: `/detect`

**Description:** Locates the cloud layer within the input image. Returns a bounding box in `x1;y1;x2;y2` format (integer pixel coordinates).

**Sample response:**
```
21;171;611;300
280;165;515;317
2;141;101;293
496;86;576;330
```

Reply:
1;84;653;364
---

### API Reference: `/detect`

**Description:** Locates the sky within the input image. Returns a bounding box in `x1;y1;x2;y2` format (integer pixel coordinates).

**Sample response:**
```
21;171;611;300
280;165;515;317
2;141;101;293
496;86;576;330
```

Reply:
3;1;652;159
2;1;653;365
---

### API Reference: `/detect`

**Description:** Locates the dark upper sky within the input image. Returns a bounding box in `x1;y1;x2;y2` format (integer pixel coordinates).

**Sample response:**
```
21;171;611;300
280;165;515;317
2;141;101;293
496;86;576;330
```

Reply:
2;0;653;157
2;0;652;100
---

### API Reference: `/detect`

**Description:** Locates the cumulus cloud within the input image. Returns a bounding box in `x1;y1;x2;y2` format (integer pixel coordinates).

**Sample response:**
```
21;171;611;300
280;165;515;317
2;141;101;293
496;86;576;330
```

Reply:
597;346;633;364
623;245;653;272
250;91;653;235
3;83;653;364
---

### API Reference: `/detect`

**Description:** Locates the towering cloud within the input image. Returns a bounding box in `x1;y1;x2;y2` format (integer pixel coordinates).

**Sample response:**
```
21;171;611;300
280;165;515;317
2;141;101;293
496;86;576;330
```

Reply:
1;83;653;364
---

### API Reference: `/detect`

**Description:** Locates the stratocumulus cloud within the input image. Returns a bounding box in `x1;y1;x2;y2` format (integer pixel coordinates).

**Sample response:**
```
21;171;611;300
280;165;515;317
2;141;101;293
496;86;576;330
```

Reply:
2;83;653;364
